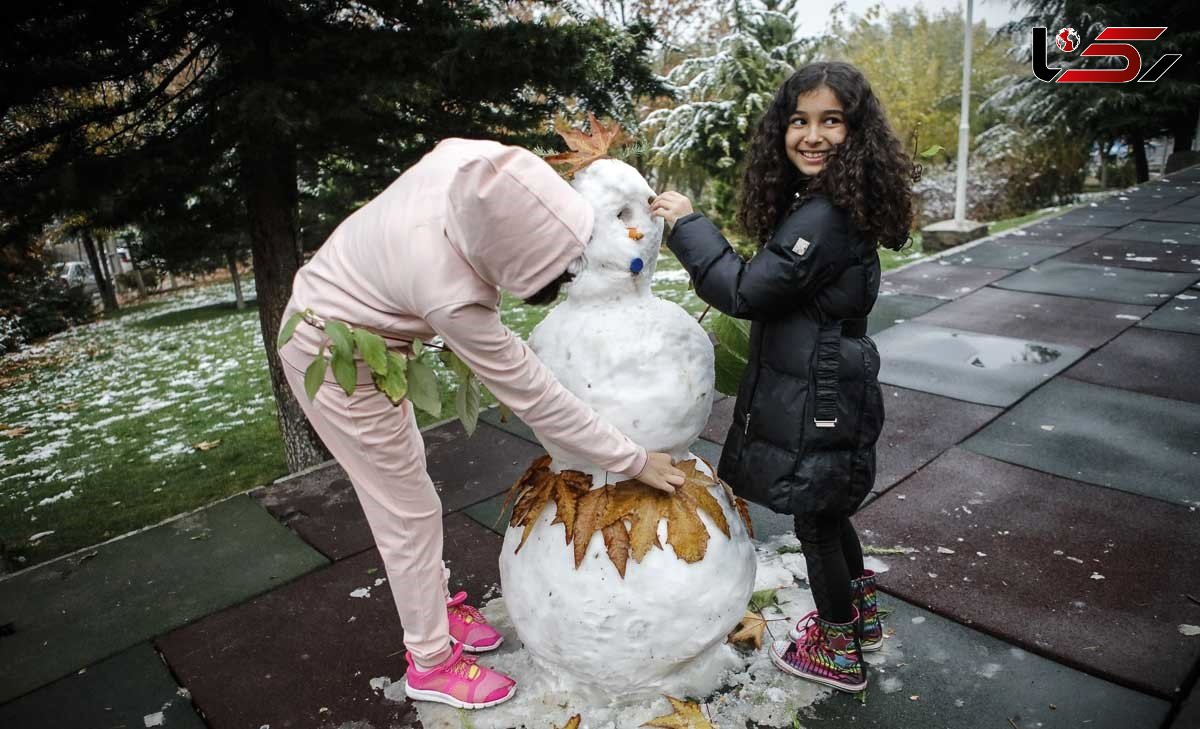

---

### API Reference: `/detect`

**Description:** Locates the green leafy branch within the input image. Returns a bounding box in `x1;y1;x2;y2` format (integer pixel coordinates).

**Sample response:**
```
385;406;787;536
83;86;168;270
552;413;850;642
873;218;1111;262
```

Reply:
277;309;510;435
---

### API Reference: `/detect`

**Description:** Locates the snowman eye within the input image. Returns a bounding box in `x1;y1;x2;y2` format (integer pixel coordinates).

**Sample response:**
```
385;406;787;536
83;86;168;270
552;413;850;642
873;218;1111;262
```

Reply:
618;207;633;225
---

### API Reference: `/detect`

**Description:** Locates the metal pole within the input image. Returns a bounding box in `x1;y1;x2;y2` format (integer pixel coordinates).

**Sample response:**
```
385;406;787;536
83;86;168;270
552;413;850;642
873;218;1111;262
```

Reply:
954;0;974;223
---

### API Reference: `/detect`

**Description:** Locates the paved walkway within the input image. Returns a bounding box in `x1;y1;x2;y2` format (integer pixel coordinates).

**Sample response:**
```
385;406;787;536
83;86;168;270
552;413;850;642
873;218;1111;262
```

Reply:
2;168;1199;729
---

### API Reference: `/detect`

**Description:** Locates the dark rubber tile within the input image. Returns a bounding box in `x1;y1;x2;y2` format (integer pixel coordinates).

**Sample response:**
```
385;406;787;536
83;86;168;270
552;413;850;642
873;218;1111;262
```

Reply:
991;259;1198;305
941;240;1067;269
254;464;374;561
1140;292;1200;335
1065;327;1200;404
1053;238;1200;273
700;394;736;444
795;597;1169;728
0;497;327;704
0;643;205;729
1173;687;1200;729
880;262;1011;300
963;378;1200;506
1105;221;1200;245
1051;207;1143;228
423;420;547;513
867;293;944;335
478;404;539;444
156;513;500;729
874;385;1001;495
253;420;542;559
855;448;1200;699
1148;202;1200;223
1000;224;1113;247
873;322;1087;407
913;287;1152;349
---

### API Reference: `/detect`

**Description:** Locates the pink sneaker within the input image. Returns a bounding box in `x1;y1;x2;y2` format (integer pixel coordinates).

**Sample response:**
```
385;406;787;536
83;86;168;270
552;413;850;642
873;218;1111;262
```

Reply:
404;643;517;709
447;591;503;653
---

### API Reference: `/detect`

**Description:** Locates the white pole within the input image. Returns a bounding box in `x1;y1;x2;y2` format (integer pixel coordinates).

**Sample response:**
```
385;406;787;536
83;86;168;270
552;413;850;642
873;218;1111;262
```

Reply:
954;0;974;223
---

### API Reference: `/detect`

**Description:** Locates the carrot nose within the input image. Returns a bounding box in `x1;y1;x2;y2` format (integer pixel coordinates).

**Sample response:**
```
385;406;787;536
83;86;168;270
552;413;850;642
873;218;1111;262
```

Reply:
627;227;644;241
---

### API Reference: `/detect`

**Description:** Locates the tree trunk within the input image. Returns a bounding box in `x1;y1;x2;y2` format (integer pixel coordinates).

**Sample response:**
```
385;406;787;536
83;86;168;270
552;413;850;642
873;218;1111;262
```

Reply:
81;229;119;313
133;268;147;298
1131;130;1150;184
241;132;329;473
1099;140;1110;189
227;250;245;310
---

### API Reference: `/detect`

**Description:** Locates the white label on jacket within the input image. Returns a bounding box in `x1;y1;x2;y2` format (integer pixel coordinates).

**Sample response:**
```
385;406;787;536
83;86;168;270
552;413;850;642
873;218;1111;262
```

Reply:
792;236;813;255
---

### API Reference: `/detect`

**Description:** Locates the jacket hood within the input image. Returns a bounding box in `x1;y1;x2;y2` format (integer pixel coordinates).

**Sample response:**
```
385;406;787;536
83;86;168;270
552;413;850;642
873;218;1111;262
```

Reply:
441;139;593;300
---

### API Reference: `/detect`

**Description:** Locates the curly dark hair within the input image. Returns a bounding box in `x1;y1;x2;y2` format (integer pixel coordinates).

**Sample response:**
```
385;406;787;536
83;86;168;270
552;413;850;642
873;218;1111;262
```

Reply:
737;61;919;251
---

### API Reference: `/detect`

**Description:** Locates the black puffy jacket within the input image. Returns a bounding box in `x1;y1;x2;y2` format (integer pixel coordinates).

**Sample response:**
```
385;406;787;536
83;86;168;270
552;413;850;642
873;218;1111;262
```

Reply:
667;195;884;516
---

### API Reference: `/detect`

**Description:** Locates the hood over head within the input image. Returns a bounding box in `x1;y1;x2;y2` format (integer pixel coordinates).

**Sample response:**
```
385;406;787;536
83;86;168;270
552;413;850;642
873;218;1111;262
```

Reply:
443;140;593;300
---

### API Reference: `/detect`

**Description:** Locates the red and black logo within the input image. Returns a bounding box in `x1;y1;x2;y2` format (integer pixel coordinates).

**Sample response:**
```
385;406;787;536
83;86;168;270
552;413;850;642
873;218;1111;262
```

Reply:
1033;26;1182;83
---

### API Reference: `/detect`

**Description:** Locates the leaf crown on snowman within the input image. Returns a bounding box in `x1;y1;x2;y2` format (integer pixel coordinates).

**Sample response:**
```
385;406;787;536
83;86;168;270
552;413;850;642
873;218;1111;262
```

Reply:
542;112;630;178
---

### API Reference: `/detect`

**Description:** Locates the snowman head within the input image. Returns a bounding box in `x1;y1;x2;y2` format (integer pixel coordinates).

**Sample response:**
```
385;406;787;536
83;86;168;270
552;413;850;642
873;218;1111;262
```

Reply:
565;158;664;300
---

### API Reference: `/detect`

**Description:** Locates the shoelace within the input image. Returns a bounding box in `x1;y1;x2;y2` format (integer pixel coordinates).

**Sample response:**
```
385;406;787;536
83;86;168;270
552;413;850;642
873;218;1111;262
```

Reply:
451;603;486;623
448;654;479;679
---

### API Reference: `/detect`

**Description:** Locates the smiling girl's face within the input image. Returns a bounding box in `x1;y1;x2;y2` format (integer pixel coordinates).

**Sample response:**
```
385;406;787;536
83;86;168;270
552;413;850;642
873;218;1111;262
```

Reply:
784;85;847;176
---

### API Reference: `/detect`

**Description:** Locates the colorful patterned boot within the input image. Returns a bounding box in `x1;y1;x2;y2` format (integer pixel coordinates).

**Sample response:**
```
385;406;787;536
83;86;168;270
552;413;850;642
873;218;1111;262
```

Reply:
771;607;867;692
852;569;884;652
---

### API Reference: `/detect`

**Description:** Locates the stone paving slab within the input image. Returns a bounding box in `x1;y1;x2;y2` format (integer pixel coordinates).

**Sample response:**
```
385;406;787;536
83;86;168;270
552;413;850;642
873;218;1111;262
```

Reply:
940;240;1067;270
873;322;1086;407
700;394;736;444
867;293;944;335
1053;237;1200;273
1105;220;1200;245
963;378;1200;506
879;262;1011;301
1051;207;1144;228
0;496;328;704
1140;292;1200;335
1064;327;1200;404
1148;202;1200;223
254;464;374;561
0;643;205;729
855;448;1200;699
424;420;547;513
156;513;501;729
872;385;1001;496
794;597;1170;728
991;259;1198;305
912;286;1152;350
999;224;1113;247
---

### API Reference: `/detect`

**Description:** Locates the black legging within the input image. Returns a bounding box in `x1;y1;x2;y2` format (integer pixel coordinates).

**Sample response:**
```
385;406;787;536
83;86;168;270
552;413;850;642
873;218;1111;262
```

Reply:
794;513;865;624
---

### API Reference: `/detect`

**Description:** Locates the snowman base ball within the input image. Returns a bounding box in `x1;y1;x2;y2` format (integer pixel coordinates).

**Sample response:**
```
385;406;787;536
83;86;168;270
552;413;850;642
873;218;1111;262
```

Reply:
498;456;757;703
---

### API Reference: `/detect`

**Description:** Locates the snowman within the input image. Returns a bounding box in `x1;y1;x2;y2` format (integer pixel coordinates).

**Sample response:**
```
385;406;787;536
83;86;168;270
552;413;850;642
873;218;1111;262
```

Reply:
497;118;758;703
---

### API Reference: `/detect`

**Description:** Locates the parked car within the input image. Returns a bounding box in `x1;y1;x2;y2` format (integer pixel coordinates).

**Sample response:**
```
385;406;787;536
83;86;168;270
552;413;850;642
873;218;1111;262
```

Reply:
53;261;99;295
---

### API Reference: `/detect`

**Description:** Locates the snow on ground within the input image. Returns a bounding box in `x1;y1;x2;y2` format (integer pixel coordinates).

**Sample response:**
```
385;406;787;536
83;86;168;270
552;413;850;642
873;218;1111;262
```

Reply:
0;281;270;511
395;538;900;729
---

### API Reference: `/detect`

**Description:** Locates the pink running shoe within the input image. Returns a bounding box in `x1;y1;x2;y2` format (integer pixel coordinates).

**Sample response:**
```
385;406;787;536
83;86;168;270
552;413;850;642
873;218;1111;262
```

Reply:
447;591;504;653
404;643;516;709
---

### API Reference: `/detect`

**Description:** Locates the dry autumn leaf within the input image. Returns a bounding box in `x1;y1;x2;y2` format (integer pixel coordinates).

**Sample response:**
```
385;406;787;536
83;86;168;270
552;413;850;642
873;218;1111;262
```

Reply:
555;715;582;729
1;426;30;439
544;112;627;178
193;440;221;451
642;696;714;729
727;610;767;650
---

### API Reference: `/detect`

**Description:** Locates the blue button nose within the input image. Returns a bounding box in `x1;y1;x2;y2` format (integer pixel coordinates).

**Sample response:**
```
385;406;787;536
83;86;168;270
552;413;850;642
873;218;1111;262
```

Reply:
629;257;645;275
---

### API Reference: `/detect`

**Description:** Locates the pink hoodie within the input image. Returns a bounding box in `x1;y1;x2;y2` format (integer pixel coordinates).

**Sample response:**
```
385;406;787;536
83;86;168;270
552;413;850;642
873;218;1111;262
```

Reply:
283;138;647;477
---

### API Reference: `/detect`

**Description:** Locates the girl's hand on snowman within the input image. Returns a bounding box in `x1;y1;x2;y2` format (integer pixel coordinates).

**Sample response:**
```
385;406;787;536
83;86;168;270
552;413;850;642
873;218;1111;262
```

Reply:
650;191;693;227
635;451;686;493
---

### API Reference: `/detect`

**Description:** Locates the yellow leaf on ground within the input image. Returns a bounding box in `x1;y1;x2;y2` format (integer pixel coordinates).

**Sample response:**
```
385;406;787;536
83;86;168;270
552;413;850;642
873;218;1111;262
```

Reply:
555;715;582;729
727;611;767;650
193;440;221;451
0;426;29;439
642;696;714;729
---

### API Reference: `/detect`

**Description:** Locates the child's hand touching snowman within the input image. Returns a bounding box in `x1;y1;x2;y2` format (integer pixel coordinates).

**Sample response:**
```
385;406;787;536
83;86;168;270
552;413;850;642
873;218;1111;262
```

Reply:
650;191;694;227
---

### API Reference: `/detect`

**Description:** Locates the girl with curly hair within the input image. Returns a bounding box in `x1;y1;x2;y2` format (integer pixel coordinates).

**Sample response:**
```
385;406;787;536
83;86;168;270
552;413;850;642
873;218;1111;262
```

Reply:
652;61;918;693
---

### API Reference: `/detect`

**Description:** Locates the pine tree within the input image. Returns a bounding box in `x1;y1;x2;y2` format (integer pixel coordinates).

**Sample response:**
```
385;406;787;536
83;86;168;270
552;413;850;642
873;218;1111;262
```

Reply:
2;0;665;471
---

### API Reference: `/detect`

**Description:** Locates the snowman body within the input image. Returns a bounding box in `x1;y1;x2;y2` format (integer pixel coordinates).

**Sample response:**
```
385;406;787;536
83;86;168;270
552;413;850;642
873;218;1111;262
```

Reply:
499;159;756;702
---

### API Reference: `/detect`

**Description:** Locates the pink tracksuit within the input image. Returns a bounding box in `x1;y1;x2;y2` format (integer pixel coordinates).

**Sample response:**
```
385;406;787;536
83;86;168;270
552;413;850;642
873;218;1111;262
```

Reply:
279;139;647;666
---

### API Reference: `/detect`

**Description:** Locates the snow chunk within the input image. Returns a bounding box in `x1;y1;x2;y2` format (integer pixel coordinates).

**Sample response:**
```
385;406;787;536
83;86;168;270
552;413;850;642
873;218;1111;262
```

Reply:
144;713;165;728
1179;624;1200;636
28;530;55;543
